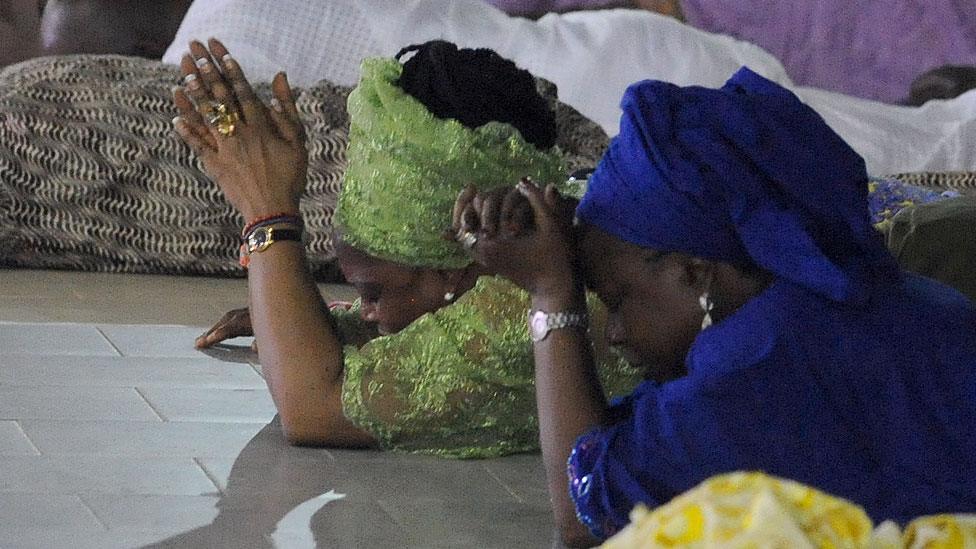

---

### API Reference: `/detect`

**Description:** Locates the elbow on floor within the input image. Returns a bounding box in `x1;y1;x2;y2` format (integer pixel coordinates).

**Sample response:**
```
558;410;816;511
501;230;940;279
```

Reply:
278;413;331;447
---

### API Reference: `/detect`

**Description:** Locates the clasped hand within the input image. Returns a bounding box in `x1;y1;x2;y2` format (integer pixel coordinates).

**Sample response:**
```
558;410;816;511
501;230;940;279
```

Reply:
451;179;581;298
172;39;307;223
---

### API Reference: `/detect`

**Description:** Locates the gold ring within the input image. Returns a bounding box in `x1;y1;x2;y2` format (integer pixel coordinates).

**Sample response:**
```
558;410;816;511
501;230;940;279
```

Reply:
459;231;478;251
206;102;240;137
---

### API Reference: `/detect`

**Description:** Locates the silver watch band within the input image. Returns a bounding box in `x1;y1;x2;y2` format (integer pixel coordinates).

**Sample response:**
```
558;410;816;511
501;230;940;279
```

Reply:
528;309;589;342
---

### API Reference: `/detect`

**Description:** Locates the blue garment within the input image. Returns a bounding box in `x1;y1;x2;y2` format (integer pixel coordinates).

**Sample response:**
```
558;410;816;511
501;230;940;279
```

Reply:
569;274;976;539
571;68;976;540
577;67;899;304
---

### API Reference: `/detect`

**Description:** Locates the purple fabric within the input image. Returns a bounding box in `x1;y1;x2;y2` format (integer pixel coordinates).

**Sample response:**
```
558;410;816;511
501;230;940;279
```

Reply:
484;0;630;17
680;0;976;103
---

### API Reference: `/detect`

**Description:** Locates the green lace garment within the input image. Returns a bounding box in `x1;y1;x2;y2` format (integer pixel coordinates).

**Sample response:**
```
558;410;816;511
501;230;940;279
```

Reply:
335;276;642;459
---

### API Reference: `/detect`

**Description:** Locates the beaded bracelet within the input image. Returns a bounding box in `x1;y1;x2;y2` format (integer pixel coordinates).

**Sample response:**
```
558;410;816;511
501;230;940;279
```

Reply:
241;212;303;239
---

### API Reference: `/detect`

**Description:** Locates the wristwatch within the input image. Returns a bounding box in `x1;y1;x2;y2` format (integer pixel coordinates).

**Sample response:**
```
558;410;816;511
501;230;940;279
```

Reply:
528;309;589;342
244;226;302;255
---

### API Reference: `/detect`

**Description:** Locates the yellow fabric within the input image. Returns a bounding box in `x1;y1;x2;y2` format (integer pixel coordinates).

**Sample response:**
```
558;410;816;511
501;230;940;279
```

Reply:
601;472;976;549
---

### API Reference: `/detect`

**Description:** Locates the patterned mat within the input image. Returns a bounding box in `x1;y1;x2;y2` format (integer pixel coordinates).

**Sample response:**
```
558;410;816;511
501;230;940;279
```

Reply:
0;55;608;279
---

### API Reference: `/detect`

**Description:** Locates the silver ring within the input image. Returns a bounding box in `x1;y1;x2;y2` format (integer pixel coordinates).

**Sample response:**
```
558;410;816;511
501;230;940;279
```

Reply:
459;231;478;251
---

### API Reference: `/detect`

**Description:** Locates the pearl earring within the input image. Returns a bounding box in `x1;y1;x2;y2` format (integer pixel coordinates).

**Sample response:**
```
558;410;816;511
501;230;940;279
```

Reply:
699;292;714;330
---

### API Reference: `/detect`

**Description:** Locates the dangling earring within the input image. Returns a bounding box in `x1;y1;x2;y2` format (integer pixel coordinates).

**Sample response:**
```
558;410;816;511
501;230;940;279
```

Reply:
444;291;455;302
698;292;714;330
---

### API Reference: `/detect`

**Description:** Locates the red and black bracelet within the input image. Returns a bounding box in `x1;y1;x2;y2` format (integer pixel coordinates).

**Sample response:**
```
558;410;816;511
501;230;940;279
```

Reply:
241;212;303;239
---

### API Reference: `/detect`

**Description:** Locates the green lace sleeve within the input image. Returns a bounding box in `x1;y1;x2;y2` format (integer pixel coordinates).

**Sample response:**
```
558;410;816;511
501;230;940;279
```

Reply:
340;276;641;459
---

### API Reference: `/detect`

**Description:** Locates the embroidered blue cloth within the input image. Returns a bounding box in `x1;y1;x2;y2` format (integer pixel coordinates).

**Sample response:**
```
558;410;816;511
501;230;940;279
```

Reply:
570;69;976;539
867;177;959;228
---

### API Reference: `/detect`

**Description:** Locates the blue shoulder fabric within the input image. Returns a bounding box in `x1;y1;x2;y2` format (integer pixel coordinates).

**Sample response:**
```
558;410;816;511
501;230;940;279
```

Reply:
568;276;976;539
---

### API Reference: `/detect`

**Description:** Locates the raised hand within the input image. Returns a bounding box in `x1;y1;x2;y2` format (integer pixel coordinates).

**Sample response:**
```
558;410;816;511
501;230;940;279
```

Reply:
172;38;307;223
451;179;580;298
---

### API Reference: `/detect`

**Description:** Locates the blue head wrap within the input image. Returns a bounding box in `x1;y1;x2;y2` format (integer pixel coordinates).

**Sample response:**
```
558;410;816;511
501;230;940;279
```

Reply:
576;68;898;303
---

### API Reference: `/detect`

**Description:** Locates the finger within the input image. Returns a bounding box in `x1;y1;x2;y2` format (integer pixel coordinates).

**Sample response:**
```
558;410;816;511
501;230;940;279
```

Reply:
194;321;223;349
173;87;218;151
269;72;304;142
209;38;266;125
547;184;578;224
516;178;554;230
173;116;216;155
180;53;212;108
480;191;501;237
188;40;241;122
500;186;531;236
461;201;481;234
451;184;477;233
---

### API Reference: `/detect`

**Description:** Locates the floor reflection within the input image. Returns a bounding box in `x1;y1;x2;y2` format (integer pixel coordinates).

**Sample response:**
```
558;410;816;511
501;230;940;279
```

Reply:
142;417;347;548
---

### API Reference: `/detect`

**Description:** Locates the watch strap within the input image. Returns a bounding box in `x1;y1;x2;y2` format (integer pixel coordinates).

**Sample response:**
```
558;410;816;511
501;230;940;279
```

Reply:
239;225;303;268
529;309;589;342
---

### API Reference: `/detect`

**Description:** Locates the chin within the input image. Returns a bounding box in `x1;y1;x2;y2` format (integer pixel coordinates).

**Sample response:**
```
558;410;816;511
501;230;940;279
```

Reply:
643;361;688;384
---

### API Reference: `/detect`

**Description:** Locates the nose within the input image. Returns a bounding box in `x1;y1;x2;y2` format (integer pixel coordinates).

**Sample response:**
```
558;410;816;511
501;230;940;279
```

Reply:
360;301;379;323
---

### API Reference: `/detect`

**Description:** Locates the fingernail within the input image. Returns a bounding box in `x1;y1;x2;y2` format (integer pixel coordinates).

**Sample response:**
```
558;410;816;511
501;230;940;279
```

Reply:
270;97;283;113
171;116;182;126
516;181;528;194
195;57;212;71
221;53;235;65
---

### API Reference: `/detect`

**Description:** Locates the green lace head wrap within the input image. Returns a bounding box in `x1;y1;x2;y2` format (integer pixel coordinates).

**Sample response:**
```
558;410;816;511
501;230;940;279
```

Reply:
335;57;567;269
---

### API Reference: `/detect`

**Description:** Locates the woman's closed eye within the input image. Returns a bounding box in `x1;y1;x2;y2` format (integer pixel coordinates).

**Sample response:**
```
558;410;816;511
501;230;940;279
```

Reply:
357;284;381;304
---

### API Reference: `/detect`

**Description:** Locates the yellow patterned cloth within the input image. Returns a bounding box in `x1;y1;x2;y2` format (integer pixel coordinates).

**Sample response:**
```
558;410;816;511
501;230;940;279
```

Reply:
335;276;640;458
601;472;976;549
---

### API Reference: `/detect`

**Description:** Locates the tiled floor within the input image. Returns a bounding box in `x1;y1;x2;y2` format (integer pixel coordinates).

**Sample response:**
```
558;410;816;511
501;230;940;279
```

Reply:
0;269;555;548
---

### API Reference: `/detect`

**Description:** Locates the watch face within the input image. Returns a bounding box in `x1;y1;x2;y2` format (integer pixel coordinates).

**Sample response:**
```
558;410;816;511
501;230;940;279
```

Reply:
251;230;269;247
530;311;548;340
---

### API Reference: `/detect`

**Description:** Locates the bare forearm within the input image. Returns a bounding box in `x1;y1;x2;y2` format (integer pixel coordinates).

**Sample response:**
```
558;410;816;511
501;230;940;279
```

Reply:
248;241;374;446
532;286;606;547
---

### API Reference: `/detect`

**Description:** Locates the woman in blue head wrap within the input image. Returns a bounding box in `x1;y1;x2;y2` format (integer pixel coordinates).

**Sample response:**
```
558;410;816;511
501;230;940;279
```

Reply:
453;68;976;546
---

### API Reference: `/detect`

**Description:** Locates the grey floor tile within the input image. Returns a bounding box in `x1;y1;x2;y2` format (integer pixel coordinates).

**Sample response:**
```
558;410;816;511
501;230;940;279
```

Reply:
482;453;550;506
0;493;103;531
327;451;519;505
20;420;268;458
379;496;555;549
0;456;216;495
0;528;186;549
96;325;209;358
138;387;277;423
0;386;160;421
83;494;220;532
0;355;266;389
0;322;119;357
0;421;39;455
0;272;557;547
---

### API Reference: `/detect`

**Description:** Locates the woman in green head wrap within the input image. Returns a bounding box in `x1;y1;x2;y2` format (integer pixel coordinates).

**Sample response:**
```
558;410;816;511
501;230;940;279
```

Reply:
173;38;638;457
